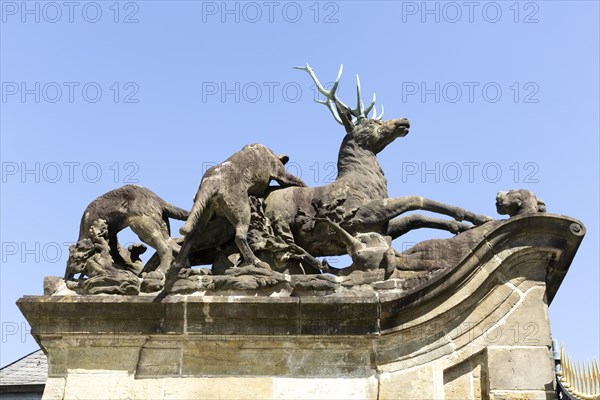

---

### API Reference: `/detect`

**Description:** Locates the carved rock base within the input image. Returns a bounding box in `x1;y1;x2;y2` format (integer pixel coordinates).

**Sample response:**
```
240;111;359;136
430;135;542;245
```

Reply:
18;214;584;399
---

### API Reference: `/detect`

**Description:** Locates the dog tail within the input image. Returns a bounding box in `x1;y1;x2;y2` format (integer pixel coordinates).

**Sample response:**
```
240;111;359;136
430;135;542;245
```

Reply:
179;180;218;236
163;203;190;221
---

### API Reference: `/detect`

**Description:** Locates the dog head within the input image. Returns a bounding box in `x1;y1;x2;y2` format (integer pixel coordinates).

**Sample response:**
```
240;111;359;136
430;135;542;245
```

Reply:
496;189;546;217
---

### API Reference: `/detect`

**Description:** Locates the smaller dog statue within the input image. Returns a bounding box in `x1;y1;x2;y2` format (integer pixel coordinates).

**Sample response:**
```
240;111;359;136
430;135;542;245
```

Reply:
69;184;189;281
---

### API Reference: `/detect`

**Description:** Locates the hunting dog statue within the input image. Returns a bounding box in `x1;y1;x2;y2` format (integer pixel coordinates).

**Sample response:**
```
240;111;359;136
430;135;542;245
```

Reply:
176;144;306;269
67;184;189;279
496;189;546;217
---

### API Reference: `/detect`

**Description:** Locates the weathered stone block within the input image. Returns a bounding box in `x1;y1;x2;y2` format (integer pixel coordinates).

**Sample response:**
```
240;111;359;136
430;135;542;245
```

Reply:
136;346;181;377
378;365;435;400
489;390;555;400
63;371;132;400
487;347;555;391
181;341;289;376
273;376;378;399
299;295;379;335
130;378;164;400
186;296;300;336
63;347;141;373
443;351;487;400
161;377;273;399
41;377;66;400
492;286;551;347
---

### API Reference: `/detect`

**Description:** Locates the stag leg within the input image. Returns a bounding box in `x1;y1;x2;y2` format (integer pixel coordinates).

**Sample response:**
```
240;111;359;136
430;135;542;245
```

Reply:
386;214;472;239
351;196;492;227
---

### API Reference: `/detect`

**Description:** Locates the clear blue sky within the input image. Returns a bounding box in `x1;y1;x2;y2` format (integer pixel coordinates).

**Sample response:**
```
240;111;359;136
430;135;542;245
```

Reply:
1;1;598;366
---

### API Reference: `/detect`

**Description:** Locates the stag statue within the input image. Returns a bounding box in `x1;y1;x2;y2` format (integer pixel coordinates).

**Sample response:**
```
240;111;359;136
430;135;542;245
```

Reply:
256;64;492;272
163;65;492;276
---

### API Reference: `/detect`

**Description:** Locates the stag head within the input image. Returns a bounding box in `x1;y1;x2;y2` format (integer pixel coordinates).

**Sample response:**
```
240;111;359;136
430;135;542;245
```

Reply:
295;64;410;154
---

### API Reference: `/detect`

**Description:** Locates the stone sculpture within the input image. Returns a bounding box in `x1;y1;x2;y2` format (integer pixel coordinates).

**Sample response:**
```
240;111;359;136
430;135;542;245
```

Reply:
256;65;491;270
176;143;305;270
174;65;492;275
66;185;189;289
59;65;550;296
496;189;546;217
25;65;587;400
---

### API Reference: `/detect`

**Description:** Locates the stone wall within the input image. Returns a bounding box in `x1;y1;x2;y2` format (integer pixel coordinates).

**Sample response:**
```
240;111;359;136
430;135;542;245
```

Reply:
18;214;584;399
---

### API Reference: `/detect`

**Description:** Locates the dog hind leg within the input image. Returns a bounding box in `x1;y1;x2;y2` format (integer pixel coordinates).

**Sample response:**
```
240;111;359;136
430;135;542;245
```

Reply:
219;196;266;268
128;216;173;275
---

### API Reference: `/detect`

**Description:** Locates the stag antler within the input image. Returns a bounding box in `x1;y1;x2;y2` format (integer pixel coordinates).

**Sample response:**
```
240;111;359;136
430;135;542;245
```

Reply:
294;63;383;125
294;63;344;124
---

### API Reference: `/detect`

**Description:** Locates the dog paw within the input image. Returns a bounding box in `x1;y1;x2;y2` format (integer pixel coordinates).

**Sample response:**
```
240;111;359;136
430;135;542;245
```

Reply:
144;270;165;281
461;211;493;225
140;271;165;292
472;214;494;225
179;225;192;235
177;268;192;279
255;261;272;270
450;221;472;234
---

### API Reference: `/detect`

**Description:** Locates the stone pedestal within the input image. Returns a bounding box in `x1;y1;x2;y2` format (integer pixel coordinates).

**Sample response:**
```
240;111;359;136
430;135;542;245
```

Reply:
18;214;584;399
